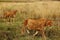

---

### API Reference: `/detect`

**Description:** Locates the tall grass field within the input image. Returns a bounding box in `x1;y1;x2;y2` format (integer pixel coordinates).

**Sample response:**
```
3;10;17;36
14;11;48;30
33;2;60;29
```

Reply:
0;2;60;40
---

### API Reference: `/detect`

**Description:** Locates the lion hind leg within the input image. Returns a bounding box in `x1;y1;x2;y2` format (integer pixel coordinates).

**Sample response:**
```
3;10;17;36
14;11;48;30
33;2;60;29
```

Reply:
33;31;39;36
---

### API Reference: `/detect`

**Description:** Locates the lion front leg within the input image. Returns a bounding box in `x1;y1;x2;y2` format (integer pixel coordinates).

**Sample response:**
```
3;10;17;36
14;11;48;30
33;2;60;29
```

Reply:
20;27;26;36
26;29;30;34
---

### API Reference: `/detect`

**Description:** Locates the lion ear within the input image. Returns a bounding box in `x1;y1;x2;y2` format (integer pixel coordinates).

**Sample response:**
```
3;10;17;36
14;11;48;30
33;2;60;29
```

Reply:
14;10;17;13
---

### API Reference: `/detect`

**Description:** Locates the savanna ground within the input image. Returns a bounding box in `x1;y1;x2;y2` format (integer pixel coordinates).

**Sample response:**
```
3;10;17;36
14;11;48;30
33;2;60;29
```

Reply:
0;2;60;40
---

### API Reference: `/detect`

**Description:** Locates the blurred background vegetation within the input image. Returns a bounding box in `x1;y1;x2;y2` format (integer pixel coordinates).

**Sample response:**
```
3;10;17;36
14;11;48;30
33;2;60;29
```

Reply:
0;0;60;2
0;2;60;40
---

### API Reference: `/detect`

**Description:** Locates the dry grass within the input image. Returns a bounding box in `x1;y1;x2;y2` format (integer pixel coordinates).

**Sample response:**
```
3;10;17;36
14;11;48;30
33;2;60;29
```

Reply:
0;2;60;40
0;0;60;1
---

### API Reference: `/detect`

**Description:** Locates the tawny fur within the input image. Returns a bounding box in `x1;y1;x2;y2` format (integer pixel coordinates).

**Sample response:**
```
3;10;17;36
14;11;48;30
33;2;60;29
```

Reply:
21;18;53;40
